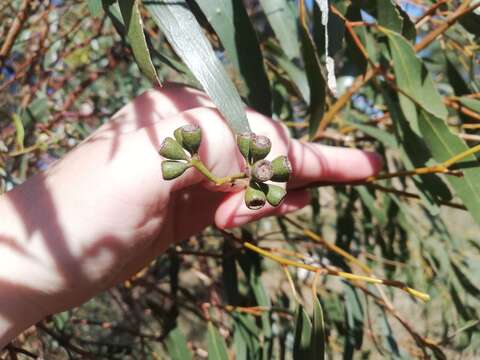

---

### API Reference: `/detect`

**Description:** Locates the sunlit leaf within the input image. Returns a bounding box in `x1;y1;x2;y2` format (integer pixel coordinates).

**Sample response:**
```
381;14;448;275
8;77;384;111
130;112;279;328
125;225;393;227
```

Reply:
145;0;250;134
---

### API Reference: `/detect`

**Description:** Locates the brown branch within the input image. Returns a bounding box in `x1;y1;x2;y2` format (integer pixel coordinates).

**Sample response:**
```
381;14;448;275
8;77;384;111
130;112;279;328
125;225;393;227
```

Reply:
414;1;480;53
0;0;33;64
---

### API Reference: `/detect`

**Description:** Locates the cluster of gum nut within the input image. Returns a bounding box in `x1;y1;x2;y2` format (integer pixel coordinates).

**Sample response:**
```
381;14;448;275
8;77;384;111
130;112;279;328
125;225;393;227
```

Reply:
158;124;292;210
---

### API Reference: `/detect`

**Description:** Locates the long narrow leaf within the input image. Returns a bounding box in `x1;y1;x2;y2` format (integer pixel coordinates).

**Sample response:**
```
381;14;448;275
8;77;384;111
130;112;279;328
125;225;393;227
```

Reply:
258;0;300;60
119;0;160;85
207;322;229;360
310;296;326;360
145;0;250;134
195;0;271;115
298;0;326;139
165;327;193;360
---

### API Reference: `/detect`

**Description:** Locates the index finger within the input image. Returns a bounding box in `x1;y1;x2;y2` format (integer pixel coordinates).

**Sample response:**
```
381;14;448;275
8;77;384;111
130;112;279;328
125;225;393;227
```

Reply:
287;140;383;189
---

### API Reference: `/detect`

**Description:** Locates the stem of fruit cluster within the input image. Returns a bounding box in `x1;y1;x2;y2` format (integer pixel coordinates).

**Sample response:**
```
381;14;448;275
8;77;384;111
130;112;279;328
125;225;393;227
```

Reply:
189;156;247;186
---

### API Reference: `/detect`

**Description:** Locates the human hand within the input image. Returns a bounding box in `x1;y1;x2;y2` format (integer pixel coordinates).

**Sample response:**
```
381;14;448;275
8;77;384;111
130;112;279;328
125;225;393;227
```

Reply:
0;85;381;341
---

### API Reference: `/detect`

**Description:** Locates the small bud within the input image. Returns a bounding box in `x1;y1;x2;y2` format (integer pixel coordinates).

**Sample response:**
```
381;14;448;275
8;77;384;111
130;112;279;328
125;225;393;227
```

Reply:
250;134;271;163
181;124;202;154
251;159;273;182
237;132;252;161
266;184;287;207
162;160;190;180
244;182;267;210
159;137;189;161
271;156;292;182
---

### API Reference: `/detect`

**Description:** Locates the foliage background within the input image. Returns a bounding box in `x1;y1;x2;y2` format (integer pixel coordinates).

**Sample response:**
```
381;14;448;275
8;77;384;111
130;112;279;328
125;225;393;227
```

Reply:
1;0;480;358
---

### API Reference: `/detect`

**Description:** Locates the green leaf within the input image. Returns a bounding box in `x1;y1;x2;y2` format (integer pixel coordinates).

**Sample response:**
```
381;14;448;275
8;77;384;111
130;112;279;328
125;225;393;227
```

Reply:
144;0;250;134
384;29;448;122
207;321;229;360
298;2;326;139
232;313;261;359
195;0;271;115
12;113;24;152
293;305;312;360
418;109;480;225
310;296;326;360
166;327;193;360
119;0;161;85
258;0;300;60
382;86;453;212
458;97;480;114
88;0;103;17
267;41;310;102
376;0;402;33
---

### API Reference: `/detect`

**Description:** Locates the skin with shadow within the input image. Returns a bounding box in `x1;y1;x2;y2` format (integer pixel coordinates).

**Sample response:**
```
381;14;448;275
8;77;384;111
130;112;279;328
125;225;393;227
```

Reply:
0;84;382;348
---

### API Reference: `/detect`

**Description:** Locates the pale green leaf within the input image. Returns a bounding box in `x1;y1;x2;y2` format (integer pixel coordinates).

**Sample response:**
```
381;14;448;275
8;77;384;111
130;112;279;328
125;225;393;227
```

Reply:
145;0;250;134
207;322;229;360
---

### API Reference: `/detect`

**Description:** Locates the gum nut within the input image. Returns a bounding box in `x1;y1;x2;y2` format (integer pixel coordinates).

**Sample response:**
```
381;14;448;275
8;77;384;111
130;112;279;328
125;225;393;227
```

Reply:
181;124;202;154
266;184;287;207
251;159;273;182
250;134;271;162
271;155;292;182
245;183;267;210
174;126;184;146
159;137;189;161
237;132;252;160
161;161;190;180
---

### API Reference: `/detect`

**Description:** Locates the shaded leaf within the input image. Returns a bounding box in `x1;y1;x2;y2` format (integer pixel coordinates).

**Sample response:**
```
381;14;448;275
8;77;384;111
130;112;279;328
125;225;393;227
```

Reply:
166;327;193;360
298;0;326;138
293;305;312;360
310;296;326;360
195;0;271;115
376;0;402;33
259;0;300;60
119;0;161;85
207;322;229;360
145;0;250;134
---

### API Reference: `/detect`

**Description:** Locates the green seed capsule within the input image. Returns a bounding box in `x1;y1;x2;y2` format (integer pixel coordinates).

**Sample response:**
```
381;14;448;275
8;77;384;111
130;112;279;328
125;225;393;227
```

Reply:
161;161;190;180
250;134;271;163
244;182;267;210
159;137;189;161
174;127;184;145
237;132;252;161
251;159;273;182
181;124;202;154
271;156;292;182
266;184;287;207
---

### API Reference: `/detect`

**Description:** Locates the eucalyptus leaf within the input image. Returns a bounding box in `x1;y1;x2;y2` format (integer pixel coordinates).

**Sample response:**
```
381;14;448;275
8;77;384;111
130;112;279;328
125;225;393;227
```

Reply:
145;0;250;134
119;0;161;85
207;322;229;360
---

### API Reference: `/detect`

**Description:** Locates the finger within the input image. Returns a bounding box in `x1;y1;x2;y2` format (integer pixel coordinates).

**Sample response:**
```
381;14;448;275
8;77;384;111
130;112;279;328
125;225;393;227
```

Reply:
288;140;383;189
215;189;310;229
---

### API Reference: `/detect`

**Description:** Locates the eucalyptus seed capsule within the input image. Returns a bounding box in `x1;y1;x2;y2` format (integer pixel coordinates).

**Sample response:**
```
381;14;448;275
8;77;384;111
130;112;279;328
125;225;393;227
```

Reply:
271;155;292;182
161;161;191;180
266;184;287;207
244;183;267;210
250;134;271;163
159;137;189;161
237;132;252;161
251;159;273;183
181;124;202;154
174;126;184;145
